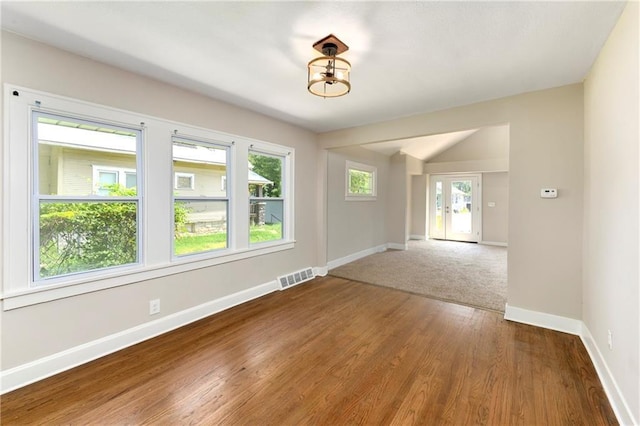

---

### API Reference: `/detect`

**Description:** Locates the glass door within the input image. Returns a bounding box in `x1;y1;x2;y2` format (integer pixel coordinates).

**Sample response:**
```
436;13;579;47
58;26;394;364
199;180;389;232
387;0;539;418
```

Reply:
429;175;480;242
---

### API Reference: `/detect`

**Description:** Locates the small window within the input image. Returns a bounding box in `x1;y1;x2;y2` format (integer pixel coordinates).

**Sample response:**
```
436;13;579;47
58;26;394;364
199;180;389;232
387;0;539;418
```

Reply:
346;160;377;200
174;172;195;190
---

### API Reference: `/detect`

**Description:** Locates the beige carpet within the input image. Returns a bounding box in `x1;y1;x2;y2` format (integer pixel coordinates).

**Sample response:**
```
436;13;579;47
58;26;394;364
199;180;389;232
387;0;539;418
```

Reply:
329;239;507;312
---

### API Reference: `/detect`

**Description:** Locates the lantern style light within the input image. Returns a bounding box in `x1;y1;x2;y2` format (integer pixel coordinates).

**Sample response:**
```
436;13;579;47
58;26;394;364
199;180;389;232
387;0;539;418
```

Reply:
307;34;351;98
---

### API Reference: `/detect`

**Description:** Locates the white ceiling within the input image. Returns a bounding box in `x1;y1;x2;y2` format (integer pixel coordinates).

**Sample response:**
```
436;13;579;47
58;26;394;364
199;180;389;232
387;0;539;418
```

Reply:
1;1;626;133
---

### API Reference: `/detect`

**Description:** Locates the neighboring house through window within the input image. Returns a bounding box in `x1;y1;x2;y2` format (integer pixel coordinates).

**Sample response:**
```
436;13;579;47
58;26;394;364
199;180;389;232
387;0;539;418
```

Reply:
93;165;137;195
172;137;229;256
174;172;195;190
34;111;142;281
249;150;286;244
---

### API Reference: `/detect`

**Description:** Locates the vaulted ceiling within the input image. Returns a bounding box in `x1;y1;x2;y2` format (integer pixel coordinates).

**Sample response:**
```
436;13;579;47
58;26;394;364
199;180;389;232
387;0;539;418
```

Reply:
1;1;626;133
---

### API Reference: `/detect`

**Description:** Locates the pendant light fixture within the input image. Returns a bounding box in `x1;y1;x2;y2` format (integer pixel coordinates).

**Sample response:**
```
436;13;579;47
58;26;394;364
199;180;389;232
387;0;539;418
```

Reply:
307;34;351;98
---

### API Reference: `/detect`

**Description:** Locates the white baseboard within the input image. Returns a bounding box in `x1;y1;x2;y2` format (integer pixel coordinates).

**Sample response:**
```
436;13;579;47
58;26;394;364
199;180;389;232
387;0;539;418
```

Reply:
387;242;408;250
580;324;637;426
505;304;635;426
480;241;508;247
0;280;279;395
409;234;426;240
327;244;386;270
504;303;582;335
314;266;328;277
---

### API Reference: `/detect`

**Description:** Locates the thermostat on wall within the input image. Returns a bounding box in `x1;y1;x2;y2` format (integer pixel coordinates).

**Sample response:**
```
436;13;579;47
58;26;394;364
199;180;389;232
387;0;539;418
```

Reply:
540;188;558;198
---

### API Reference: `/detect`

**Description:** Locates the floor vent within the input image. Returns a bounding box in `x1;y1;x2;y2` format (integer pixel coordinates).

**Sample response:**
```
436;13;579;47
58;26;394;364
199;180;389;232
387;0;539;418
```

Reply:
278;267;315;290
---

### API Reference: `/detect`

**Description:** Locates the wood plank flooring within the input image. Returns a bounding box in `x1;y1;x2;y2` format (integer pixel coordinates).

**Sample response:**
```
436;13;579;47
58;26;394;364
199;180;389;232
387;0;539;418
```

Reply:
1;276;617;425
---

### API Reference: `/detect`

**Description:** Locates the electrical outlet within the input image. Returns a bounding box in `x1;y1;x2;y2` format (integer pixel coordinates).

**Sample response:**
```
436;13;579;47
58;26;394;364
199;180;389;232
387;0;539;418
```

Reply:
149;299;160;315
607;329;613;350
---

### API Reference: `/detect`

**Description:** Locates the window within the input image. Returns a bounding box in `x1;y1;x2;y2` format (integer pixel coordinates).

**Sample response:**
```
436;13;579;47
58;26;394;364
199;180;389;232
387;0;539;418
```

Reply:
174;172;194;190
4;86;295;309
346;160;377;200
173;137;229;256
34;111;142;281
92;166;137;195
249;151;285;244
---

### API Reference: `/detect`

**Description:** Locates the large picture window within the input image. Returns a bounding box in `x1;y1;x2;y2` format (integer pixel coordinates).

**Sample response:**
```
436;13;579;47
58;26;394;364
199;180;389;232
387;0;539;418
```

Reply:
4;86;295;309
33;112;142;280
173;137;229;256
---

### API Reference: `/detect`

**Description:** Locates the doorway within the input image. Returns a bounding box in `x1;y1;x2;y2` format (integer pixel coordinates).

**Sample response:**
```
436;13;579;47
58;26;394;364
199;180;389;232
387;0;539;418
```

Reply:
429;174;481;242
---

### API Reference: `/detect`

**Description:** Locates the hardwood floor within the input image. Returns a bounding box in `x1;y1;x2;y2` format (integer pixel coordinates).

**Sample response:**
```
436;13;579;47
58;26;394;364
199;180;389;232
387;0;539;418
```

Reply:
1;276;616;425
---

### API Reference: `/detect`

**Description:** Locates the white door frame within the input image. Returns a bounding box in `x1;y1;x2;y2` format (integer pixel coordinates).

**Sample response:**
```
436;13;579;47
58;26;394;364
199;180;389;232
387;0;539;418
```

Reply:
429;174;482;242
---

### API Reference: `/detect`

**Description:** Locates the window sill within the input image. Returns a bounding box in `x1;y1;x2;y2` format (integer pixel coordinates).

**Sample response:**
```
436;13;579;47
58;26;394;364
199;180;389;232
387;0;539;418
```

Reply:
1;240;295;311
345;195;377;201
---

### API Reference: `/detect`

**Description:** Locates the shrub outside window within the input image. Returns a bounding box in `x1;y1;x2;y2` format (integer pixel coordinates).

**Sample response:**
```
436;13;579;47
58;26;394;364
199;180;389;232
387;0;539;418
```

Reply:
34;112;142;280
346;160;377;200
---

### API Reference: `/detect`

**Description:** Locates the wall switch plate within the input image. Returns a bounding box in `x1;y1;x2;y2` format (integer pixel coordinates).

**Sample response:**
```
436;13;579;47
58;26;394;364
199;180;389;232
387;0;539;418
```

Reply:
540;188;558;198
149;299;160;315
607;330;613;350
487;201;496;207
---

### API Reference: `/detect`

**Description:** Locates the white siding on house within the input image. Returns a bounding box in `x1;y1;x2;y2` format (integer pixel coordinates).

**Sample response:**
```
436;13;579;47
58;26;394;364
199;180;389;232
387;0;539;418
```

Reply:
173;161;225;197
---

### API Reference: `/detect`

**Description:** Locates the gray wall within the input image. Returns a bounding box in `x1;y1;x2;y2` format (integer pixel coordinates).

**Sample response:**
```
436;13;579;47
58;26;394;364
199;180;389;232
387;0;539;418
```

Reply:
327;146;389;262
319;84;585;320
482;172;509;244
1;32;319;369
428;125;509;163
583;2;639;421
410;175;427;238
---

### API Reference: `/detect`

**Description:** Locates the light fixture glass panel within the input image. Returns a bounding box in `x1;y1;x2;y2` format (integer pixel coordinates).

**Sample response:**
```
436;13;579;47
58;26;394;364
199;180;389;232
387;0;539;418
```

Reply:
307;56;351;98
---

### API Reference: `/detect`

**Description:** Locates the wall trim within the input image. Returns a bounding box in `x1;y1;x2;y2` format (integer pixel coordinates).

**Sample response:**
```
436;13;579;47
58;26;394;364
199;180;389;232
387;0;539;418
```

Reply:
327;244;387;270
409;234;426;240
314;266;329;277
387;242;409;250
580;324;637;426
505;304;635;425
504;303;582;335
0;280;279;395
480;241;508;247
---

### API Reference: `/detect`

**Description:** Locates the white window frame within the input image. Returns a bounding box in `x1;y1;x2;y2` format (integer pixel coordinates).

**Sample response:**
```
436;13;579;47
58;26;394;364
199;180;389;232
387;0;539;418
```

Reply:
174;172;195;190
3;84;295;310
92;165;137;194
32;111;143;284
172;136;230;257
248;149;289;246
345;160;377;201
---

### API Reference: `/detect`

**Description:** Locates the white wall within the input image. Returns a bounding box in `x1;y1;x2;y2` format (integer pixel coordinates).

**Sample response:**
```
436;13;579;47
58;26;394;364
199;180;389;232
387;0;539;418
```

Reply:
326;146;388;263
1;33;319;371
319;84;585;320
583;1;639;423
